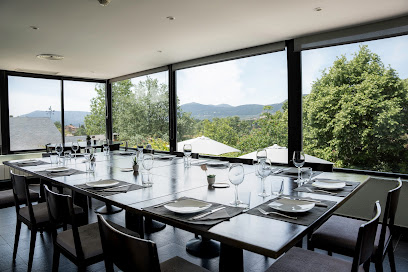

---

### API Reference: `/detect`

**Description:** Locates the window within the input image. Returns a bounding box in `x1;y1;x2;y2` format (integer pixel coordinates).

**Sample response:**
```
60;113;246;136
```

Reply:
302;35;408;173
176;51;288;161
111;71;169;150
63;81;106;143
8;76;61;151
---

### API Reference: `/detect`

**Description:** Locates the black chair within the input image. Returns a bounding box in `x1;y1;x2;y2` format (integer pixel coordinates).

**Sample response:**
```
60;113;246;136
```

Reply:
266;201;381;272
310;178;402;272
10;171;47;272
43;185;133;271
97;214;210;272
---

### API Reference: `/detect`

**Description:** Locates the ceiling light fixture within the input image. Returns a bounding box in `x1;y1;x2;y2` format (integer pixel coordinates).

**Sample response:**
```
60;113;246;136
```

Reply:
98;0;111;6
30;26;39;30
314;7;322;12
166;16;175;21
157;50;162;53
36;54;64;61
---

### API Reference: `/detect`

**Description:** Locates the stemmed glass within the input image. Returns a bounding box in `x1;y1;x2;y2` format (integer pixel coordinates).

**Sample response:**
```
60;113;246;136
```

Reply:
55;144;63;164
256;148;267;162
84;147;95;172
142;154;154;185
183;144;192;168
103;140;109;156
257;159;272;197
228;163;245;206
293;151;306;183
137;145;144;165
71;142;79;159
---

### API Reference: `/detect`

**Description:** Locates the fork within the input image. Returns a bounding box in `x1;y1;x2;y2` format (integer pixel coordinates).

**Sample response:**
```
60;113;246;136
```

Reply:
257;207;298;220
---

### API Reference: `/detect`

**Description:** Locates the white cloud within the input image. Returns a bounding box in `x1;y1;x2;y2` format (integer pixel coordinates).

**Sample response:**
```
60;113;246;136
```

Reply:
177;60;244;106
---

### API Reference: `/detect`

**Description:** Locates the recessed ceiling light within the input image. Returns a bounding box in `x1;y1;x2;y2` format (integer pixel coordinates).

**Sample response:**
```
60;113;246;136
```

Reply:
314;7;322;12
30;26;39;30
36;54;64;61
157;50;162;53
166;16;175;21
98;0;111;6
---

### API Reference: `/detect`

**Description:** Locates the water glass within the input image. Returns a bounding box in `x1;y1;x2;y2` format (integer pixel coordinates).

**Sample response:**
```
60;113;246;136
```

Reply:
271;178;284;196
302;167;313;183
183;155;191;168
86;161;96;172
50;154;58;165
64;151;71;161
141;171;153;187
183;144;192;168
238;191;251;209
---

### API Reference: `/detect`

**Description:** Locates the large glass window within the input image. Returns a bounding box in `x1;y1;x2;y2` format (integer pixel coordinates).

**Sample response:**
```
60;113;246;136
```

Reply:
302;35;408;173
63;81;106;143
176;51;288;161
112;71;169;150
8;76;61;151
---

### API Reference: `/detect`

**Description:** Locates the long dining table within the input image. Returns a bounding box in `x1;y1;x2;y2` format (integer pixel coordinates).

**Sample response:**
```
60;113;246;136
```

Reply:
5;151;369;272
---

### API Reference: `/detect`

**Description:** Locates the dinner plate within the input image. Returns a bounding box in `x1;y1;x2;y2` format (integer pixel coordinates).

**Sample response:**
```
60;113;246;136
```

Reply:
212;183;230;188
19;160;39;164
164;199;212;214
280;168;299;174
120;168;134;172
85;179;120;188
206;161;229;167
312;179;346;190
45;167;70;173
154;154;177;160
268;198;315;213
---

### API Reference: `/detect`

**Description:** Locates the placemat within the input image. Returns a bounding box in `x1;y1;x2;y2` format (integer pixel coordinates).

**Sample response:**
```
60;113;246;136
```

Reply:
274;169;323;179
15;160;50;167
294;180;360;197
35;168;86;177
76;180;144;196
143;197;245;231
246;196;337;226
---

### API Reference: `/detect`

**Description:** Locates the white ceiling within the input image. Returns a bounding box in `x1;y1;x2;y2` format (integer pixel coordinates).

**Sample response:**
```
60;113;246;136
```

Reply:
1;0;407;80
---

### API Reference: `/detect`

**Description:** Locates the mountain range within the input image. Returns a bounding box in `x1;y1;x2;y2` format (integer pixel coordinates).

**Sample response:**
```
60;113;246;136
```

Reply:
19;111;90;127
180;102;284;120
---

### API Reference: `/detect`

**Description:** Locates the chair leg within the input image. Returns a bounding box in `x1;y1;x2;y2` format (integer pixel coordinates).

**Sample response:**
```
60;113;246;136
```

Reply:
388;243;397;272
13;220;22;261
328;250;333;256
27;228;37;272
363;260;370;271
375;261;383;272
52;248;60;272
104;258;115;272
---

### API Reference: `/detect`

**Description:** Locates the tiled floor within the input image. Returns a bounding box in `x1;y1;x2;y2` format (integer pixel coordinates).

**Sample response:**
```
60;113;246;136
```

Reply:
1;197;407;271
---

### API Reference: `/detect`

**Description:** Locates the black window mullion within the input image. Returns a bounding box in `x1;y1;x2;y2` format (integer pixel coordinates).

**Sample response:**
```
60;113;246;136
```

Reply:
168;65;177;152
61;79;65;145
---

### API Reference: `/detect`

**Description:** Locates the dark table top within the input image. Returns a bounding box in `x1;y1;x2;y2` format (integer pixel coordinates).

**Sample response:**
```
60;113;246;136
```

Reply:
4;153;369;259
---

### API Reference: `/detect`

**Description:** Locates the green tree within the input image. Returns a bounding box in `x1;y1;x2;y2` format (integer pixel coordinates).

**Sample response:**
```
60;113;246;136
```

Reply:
84;83;107;135
303;45;408;172
54;121;62;132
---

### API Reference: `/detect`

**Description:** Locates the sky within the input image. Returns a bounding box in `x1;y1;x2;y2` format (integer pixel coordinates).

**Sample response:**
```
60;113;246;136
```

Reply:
8;35;408;116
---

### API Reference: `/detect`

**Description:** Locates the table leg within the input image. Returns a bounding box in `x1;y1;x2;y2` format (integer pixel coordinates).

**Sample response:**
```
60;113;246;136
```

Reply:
219;243;243;272
94;203;123;214
125;211;145;239
144;216;166;233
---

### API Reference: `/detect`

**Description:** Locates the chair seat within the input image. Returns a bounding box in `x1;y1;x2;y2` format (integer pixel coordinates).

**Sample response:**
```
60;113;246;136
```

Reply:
56;221;138;260
265;247;365;272
19;202;83;225
160;256;210;272
0;189;39;209
311;215;390;257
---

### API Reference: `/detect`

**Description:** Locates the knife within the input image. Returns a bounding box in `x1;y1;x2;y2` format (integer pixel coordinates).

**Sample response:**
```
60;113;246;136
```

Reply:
282;196;328;207
189;206;225;220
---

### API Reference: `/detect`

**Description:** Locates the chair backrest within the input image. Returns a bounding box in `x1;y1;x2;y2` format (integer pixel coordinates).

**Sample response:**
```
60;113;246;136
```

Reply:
377;178;402;253
97;215;161;272
351;201;381;271
43;185;85;259
10;171;36;223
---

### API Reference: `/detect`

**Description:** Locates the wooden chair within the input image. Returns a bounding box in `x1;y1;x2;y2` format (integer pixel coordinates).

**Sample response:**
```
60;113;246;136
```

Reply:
266;201;382;272
310;178;402;272
97;214;211;272
43;185;133;271
10;171;47;272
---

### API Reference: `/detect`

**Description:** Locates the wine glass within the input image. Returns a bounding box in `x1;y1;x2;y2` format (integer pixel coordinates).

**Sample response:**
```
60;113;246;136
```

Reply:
55;144;63;163
103;140;109;155
142;154;154;185
71;142;79;159
293;151;306;183
228;163;245;206
256;148;267;163
137;145;144;163
183;144;192;168
257;159;272;197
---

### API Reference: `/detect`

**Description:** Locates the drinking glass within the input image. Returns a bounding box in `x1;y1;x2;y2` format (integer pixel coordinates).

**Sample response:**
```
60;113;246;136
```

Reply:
256;148;267;163
257;159;272;197
183;144;192;168
103;141;110;155
271;178;284;196
228;163;245;206
142;154;154;185
55;144;63;163
293;151;306;183
71;142;79;159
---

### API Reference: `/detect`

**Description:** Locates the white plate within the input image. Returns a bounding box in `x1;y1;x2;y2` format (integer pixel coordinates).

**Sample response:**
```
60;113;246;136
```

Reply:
154;154;177;160
164;199;212;214
206;161;229;167
268;198;315;213
45;167;70;173
85;179;120;188
312;179;346;190
212;183;230;188
20;160;39;164
120;168;133;172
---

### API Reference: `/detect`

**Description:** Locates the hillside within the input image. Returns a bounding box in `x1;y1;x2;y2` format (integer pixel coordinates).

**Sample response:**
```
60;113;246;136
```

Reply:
180;102;284;120
20;111;90;127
